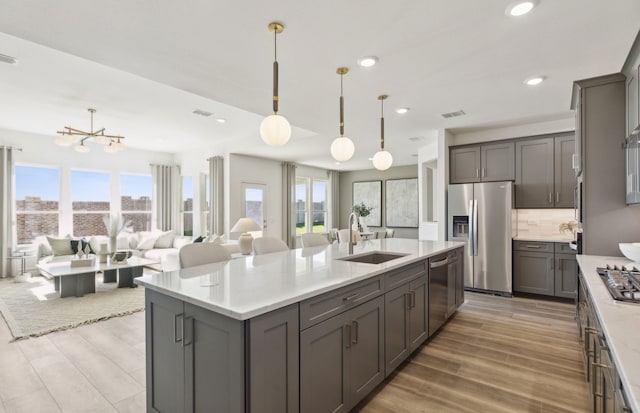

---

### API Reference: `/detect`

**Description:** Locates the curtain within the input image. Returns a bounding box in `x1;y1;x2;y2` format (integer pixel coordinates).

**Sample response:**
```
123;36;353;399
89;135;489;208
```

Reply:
150;164;181;231
328;170;340;230
282;162;297;248
0;147;14;278
208;156;224;236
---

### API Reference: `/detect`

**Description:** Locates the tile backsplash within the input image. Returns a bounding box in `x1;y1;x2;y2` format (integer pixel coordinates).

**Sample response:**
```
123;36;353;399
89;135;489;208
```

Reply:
514;209;576;240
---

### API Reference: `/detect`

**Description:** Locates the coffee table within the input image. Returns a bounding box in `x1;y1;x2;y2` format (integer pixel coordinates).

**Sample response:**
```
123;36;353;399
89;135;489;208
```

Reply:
36;256;157;298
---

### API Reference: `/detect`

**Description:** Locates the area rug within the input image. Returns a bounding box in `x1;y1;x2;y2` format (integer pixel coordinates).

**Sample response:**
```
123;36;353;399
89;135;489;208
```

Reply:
0;275;145;340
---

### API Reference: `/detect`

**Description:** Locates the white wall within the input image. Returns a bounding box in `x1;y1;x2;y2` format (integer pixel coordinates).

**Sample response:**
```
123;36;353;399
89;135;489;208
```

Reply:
227;153;283;240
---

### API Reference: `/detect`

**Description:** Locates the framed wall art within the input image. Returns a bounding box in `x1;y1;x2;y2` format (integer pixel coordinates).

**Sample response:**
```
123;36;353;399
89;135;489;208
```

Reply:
352;180;382;227
385;178;418;228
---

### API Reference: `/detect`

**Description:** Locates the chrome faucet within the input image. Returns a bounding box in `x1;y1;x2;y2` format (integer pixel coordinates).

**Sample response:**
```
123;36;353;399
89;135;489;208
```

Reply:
348;212;357;255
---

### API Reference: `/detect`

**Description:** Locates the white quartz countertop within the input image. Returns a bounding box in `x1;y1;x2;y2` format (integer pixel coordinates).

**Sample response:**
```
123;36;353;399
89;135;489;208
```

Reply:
576;254;640;412
512;235;574;243
135;238;463;320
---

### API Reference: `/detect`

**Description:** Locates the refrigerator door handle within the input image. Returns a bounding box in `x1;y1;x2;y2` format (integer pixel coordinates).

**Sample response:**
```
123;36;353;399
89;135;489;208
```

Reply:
471;199;478;257
468;200;475;256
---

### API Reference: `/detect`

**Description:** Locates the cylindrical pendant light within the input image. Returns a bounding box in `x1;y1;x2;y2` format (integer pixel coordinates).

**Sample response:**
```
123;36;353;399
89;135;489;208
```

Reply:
330;67;355;162
372;94;393;171
260;22;292;146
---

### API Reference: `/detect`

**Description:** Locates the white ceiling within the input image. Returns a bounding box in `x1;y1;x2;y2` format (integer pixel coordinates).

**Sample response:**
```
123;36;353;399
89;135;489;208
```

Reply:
0;0;638;170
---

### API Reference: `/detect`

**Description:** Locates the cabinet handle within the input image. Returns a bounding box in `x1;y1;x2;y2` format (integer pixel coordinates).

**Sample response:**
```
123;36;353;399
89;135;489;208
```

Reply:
476;168;479;178
525;244;541;249
430;258;449;268
342;293;359;302
482;167;486;178
411;291;416;308
548;192;552;205
344;324;352;349
174;314;184;343
548;258;554;271
556;192;560;203
183;316;193;347
405;293;412;310
351;321;359;344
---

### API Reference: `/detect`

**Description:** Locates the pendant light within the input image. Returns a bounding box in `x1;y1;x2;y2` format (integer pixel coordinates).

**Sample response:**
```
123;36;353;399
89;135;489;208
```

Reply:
259;22;291;146
330;67;355;162
372;95;393;171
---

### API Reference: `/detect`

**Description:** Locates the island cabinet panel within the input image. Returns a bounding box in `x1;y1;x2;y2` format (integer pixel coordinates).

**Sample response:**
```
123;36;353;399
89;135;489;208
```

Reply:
300;296;384;413
249;304;299;413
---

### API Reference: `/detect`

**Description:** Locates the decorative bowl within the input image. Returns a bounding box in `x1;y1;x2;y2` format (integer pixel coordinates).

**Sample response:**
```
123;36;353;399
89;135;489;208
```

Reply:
619;243;640;263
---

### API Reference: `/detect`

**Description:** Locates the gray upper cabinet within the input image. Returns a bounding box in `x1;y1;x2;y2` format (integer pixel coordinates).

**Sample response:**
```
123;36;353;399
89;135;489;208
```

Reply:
516;137;555;208
450;143;515;184
554;134;577;208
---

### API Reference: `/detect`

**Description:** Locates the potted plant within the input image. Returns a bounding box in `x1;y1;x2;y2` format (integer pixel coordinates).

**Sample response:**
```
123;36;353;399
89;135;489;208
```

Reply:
352;202;373;232
103;214;131;253
558;220;578;240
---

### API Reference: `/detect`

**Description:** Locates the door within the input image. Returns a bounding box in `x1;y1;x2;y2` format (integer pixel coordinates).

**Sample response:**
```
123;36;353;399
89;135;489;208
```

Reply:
474;182;512;293
447;183;473;289
241;183;267;234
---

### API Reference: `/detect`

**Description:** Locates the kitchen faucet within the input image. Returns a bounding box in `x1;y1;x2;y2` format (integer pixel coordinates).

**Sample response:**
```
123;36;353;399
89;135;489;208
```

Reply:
348;212;356;255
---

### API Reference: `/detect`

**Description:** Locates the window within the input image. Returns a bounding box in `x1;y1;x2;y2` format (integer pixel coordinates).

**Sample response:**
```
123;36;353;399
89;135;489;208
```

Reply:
15;165;60;244
295;178;327;234
71;170;110;236
121;174;152;232
183;176;193;236
241;183;266;231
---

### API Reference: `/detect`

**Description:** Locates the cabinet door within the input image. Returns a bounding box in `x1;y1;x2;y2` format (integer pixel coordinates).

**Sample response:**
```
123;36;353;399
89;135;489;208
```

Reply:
555;253;578;299
447;260;457;317
513;251;555;296
384;283;409;375
450;146;481;183
184;302;245;413
481;142;515;181
455;248;465;308
347;296;385;409
408;275;428;351
515;138;555;208
300;313;349;413
249;304;299;413
145;290;185;413
554;134;576;208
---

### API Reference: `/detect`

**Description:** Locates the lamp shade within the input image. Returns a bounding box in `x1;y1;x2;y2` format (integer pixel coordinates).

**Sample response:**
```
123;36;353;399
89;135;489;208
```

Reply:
330;136;355;162
54;135;74;147
260;114;291;146
231;217;261;233
372;150;393;171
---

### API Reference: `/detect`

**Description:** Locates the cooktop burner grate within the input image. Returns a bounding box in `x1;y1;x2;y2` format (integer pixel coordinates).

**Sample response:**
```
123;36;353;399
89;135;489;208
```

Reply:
596;265;640;303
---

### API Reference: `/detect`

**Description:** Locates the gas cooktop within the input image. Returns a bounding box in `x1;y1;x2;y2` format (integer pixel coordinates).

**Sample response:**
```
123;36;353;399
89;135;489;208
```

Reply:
596;264;640;303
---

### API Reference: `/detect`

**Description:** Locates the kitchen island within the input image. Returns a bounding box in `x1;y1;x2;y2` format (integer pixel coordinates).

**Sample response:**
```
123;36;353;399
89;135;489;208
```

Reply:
136;238;464;413
576;255;640;413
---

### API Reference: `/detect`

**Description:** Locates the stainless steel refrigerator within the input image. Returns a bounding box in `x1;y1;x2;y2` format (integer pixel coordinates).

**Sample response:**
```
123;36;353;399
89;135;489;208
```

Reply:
447;181;513;295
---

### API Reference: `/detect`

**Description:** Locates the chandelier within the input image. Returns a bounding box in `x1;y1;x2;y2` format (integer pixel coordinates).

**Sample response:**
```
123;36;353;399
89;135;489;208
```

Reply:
55;108;126;153
372;95;393;170
330;67;355;162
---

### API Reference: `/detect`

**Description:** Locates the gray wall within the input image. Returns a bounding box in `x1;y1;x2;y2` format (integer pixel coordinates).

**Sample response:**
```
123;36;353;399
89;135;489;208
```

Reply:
339;165;419;239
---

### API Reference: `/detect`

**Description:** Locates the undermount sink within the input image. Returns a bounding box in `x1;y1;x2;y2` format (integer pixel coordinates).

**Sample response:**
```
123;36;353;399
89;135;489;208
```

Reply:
337;251;409;264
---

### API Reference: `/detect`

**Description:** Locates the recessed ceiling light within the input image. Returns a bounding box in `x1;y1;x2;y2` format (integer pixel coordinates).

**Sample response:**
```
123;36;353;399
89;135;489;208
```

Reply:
192;109;213;117
506;1;537;17
0;53;18;65
395;107;410;115
524;76;545;86
335;162;341;165
216;118;226;123
357;56;378;68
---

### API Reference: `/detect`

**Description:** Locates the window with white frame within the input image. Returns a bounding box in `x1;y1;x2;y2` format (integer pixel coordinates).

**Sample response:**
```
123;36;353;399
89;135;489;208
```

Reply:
182;176;193;236
120;174;152;232
15;165;60;244
295;177;327;234
71;169;110;237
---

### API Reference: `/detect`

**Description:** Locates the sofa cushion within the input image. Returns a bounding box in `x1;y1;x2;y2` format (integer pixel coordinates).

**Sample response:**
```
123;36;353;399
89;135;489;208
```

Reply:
137;232;161;250
173;236;192;249
154;231;175;249
47;236;74;256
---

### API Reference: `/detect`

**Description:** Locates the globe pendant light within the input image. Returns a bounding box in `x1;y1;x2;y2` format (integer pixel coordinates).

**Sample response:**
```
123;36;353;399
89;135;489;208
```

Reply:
372;95;393;171
330;67;355;162
260;22;291;146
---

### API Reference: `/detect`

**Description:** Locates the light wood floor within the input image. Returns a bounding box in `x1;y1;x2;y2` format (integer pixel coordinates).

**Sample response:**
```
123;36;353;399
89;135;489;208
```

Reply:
357;292;591;413
0;292;589;412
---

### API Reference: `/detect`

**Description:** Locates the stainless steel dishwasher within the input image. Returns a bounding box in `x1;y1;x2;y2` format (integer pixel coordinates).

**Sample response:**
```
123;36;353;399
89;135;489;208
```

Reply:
428;253;449;336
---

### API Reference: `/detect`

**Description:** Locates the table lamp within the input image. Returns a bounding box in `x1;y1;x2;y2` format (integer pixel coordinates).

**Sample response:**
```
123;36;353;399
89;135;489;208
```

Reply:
231;217;262;254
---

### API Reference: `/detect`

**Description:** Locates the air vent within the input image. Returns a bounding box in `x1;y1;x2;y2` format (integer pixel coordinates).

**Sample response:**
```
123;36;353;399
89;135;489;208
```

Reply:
408;136;425;142
441;109;466;119
0;53;18;65
192;109;213;117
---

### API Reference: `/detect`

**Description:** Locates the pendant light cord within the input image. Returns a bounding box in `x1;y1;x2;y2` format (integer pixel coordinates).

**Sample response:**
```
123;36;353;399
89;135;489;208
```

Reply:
380;98;385;150
339;73;345;137
273;28;279;114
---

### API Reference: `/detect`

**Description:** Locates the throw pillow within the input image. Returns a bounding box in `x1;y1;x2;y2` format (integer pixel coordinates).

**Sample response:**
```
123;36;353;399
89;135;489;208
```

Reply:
81;238;95;254
193;236;204;243
154;231;176;249
47;236;74;256
34;235;53;257
137;233;160;250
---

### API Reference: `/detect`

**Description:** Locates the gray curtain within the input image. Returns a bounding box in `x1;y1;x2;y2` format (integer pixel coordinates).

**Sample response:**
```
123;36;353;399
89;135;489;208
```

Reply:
150;164;181;231
0;147;15;278
282;162;297;248
208;156;224;236
328;170;340;230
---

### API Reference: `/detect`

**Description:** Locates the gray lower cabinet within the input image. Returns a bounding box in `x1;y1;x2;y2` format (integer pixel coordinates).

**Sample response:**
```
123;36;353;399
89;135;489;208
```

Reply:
455;248;465;308
513;241;577;298
145;290;298;413
384;275;428;375
300;295;385;413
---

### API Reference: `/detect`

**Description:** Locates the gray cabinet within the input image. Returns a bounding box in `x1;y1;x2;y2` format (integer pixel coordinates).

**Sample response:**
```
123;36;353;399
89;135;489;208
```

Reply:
513;241;577;298
384;275;427;375
300;296;384;413
515;134;576;208
449;248;465;312
145;290;298;413
450;143;515;184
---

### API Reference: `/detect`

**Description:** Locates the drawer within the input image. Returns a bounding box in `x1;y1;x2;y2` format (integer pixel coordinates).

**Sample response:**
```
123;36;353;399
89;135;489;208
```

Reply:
555;242;577;254
513;241;554;252
300;276;383;330
384;261;426;291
